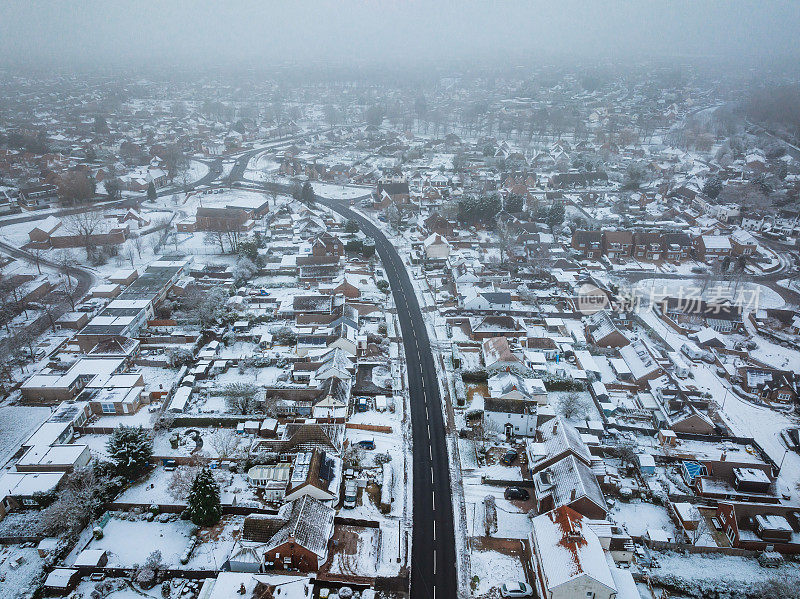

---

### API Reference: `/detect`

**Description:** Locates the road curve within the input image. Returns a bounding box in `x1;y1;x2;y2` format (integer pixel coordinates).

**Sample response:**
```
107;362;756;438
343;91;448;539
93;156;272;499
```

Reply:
315;196;457;599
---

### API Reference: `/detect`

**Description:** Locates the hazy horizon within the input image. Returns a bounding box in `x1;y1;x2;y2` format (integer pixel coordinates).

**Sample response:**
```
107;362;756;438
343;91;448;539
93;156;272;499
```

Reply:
1;0;799;71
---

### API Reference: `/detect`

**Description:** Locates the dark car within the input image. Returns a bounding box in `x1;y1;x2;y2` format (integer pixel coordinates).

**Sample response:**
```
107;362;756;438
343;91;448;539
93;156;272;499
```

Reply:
500;450;518;466
504;487;529;500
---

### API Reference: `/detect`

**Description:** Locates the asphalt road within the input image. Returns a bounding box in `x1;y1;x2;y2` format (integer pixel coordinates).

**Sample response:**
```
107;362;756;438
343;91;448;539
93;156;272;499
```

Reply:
0;238;95;354
314;196;457;599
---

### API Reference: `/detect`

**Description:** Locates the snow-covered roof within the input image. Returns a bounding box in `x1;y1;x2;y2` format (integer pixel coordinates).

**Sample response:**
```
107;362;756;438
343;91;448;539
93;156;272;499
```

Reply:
531;506;616;593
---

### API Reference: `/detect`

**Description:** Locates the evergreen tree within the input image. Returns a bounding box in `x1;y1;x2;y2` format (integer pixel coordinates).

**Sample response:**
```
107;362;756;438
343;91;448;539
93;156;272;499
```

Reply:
300;181;316;205
186;467;222;526
146;181;157;202
546;202;566;230
106;425;153;479
702;176;723;199
504;193;524;213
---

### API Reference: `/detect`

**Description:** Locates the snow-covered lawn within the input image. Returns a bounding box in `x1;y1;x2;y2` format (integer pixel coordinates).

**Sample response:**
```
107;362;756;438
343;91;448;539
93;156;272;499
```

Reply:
312;182;371;200
609;500;677;538
470;549;527;596
653;551;800;585
631;278;784;310
84;516;239;570
0;546;45;599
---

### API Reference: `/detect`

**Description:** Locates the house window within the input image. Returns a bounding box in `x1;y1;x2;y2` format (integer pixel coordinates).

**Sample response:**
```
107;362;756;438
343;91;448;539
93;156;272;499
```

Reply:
22;498;37;507
101;403;116;414
777;393;791;401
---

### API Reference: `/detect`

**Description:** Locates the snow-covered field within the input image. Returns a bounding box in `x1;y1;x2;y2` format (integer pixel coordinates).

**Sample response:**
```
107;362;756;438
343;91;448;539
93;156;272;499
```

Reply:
0;546;45;599
652;551;800;585
631;278;785;310
312;182;371;200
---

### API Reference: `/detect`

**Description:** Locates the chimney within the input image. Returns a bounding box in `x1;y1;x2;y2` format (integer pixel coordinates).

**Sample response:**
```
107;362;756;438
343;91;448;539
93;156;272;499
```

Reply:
721;451;727;461
552;422;558;435
570;488;577;501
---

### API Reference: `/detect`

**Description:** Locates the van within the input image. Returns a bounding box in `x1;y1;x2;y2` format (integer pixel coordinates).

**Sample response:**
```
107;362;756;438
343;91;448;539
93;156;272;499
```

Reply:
668;352;689;378
343;479;357;508
681;342;703;362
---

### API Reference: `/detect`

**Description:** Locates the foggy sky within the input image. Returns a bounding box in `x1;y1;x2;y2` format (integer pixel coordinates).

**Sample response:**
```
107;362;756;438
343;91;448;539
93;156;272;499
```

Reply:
1;0;798;70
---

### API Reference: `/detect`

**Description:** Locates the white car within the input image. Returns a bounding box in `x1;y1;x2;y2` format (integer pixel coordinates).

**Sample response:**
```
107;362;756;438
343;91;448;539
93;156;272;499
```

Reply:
500;582;534;598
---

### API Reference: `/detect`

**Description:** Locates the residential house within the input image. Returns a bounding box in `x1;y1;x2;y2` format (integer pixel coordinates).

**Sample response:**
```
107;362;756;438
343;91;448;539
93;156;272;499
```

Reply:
311;232;344;257
530;506;629;599
602;230;633;260
239;496;335;572
482;337;525;371
423;233;451;260
632;232;663;262
571;230;603;260
696;235;732;261
464;291;512;312
716;502;800;554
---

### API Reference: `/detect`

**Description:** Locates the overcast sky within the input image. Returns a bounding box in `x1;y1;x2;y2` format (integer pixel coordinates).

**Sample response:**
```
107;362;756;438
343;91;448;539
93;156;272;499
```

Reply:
1;1;798;70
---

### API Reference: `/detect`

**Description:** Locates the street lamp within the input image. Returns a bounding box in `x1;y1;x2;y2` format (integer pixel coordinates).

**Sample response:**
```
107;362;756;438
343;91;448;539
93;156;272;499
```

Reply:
780;447;789;471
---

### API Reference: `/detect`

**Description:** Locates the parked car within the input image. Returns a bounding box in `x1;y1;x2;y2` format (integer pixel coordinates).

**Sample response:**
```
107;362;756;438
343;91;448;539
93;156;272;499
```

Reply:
500;582;534;597
504;487;529;500
500;450;518;466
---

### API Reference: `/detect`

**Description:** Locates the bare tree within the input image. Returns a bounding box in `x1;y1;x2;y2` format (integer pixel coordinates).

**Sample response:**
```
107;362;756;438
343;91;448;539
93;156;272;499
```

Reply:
131;232;144;258
221;382;260;414
204;229;226;254
53;250;77;293
687;513;709;546
209;428;240;461
557;392;588;419
29;246;46;275
63;211;104;258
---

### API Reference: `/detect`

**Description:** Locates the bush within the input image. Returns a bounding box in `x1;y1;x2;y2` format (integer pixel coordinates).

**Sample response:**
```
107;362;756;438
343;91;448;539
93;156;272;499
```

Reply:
461;369;488;382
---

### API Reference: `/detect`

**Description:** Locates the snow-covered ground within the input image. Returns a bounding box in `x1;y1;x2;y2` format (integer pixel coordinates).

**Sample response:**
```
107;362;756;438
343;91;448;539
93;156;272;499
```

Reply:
83;515;240;570
470;549;528;596
312;182;371;199
652;551;800;586
609;500;677;538
631;278;785;310
0;545;45;599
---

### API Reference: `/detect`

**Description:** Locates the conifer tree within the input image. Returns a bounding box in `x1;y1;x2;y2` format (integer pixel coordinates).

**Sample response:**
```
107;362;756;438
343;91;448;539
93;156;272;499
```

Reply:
186;467;222;526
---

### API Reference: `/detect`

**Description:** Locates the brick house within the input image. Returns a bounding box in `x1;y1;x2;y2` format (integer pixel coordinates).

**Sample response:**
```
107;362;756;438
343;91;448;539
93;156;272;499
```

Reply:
311;232;344;257
195;207;251;232
240;496;335;572
632;232;663;261
602;230;633;260
696;234;732;261
661;232;694;262
731;230;757;257
716;502;800;554
571;230;603;259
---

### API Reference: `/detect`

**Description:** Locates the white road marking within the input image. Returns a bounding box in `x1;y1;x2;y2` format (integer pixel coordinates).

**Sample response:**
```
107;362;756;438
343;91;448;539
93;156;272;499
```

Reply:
433;520;436;540
432;489;435;511
433;549;437;575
